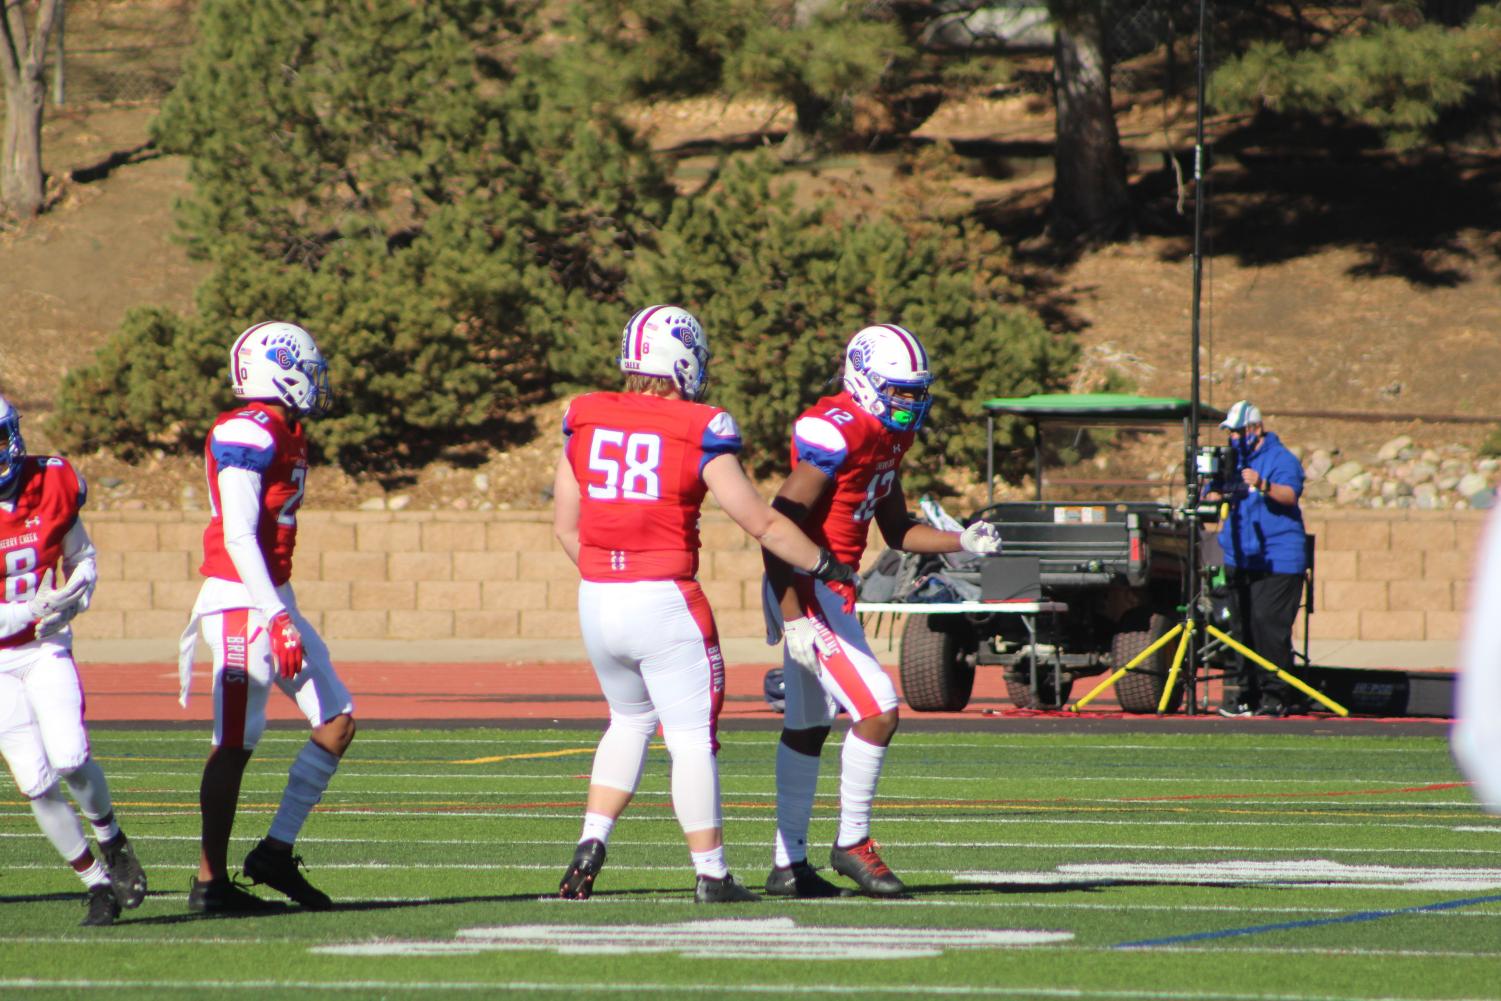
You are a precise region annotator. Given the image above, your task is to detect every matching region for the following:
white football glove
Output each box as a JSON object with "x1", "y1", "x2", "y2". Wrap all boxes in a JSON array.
[
  {"x1": 782, "y1": 616, "x2": 823, "y2": 674},
  {"x1": 959, "y1": 521, "x2": 1002, "y2": 555},
  {"x1": 33, "y1": 564, "x2": 96, "y2": 638}
]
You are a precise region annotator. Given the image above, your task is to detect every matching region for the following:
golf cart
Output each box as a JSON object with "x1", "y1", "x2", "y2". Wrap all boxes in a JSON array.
[{"x1": 862, "y1": 393, "x2": 1226, "y2": 714}]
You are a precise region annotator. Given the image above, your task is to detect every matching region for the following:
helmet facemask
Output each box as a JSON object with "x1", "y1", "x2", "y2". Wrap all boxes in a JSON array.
[
  {"x1": 231, "y1": 322, "x2": 333, "y2": 418},
  {"x1": 842, "y1": 324, "x2": 934, "y2": 432},
  {"x1": 0, "y1": 399, "x2": 24, "y2": 498}
]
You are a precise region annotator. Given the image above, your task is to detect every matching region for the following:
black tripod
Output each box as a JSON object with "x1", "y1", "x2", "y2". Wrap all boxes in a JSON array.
[{"x1": 1071, "y1": 0, "x2": 1346, "y2": 718}]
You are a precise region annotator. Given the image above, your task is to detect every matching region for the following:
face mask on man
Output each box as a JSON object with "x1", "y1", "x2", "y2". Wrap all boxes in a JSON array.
[{"x1": 1232, "y1": 428, "x2": 1261, "y2": 459}]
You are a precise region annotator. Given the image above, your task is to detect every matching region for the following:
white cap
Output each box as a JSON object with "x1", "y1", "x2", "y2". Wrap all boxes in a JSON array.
[{"x1": 1220, "y1": 400, "x2": 1262, "y2": 430}]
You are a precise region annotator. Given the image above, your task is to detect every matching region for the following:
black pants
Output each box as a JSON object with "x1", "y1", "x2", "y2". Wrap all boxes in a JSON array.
[{"x1": 1224, "y1": 569, "x2": 1305, "y2": 707}]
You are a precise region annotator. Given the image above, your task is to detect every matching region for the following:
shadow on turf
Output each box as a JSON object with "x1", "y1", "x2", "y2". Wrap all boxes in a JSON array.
[
  {"x1": 104, "y1": 891, "x2": 566, "y2": 925},
  {"x1": 902, "y1": 880, "x2": 1119, "y2": 896}
]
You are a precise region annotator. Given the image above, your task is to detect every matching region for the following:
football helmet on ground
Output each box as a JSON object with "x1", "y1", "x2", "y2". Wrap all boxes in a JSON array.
[
  {"x1": 842, "y1": 324, "x2": 933, "y2": 432},
  {"x1": 618, "y1": 305, "x2": 710, "y2": 401},
  {"x1": 0, "y1": 395, "x2": 24, "y2": 497},
  {"x1": 230, "y1": 321, "x2": 332, "y2": 418}
]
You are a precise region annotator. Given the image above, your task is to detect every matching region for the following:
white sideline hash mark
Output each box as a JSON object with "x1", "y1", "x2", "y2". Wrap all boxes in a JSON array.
[
  {"x1": 313, "y1": 916, "x2": 1072, "y2": 959},
  {"x1": 954, "y1": 859, "x2": 1501, "y2": 891}
]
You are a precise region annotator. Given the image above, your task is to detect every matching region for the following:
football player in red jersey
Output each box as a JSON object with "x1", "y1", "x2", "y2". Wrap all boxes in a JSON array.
[
  {"x1": 0, "y1": 395, "x2": 147, "y2": 926},
  {"x1": 552, "y1": 305, "x2": 858, "y2": 904},
  {"x1": 177, "y1": 321, "x2": 353, "y2": 914},
  {"x1": 761, "y1": 324, "x2": 1001, "y2": 898}
]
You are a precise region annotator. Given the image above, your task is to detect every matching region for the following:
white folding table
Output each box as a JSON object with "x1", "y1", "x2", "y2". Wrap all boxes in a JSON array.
[{"x1": 855, "y1": 600, "x2": 1070, "y2": 707}]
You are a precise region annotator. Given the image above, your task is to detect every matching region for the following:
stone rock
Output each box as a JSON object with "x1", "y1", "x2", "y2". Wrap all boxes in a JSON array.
[
  {"x1": 1458, "y1": 472, "x2": 1492, "y2": 497},
  {"x1": 388, "y1": 494, "x2": 412, "y2": 511},
  {"x1": 1303, "y1": 481, "x2": 1336, "y2": 502},
  {"x1": 1377, "y1": 435, "x2": 1412, "y2": 462},
  {"x1": 473, "y1": 473, "x2": 491, "y2": 493},
  {"x1": 358, "y1": 496, "x2": 386, "y2": 511},
  {"x1": 1305, "y1": 449, "x2": 1334, "y2": 480},
  {"x1": 1413, "y1": 483, "x2": 1440, "y2": 510},
  {"x1": 1473, "y1": 489, "x2": 1498, "y2": 510},
  {"x1": 1326, "y1": 460, "x2": 1365, "y2": 487},
  {"x1": 1407, "y1": 461, "x2": 1436, "y2": 484}
]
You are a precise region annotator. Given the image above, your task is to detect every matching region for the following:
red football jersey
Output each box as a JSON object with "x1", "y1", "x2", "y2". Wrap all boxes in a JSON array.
[
  {"x1": 199, "y1": 403, "x2": 308, "y2": 586},
  {"x1": 789, "y1": 390, "x2": 915, "y2": 571},
  {"x1": 0, "y1": 456, "x2": 86, "y2": 649},
  {"x1": 564, "y1": 391, "x2": 742, "y2": 582}
]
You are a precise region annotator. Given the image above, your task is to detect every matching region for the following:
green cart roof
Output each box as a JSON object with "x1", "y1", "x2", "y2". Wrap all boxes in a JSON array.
[{"x1": 982, "y1": 393, "x2": 1226, "y2": 423}]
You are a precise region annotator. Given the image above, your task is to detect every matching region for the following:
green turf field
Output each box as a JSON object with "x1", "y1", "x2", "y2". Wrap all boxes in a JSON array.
[{"x1": 4, "y1": 726, "x2": 1500, "y2": 999}]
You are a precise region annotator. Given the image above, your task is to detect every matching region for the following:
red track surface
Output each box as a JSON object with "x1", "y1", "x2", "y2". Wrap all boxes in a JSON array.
[
  {"x1": 78, "y1": 661, "x2": 1442, "y2": 731},
  {"x1": 81, "y1": 658, "x2": 1121, "y2": 724}
]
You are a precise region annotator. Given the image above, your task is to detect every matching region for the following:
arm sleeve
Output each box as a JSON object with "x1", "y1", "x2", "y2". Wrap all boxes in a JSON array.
[
  {"x1": 697, "y1": 410, "x2": 743, "y2": 475},
  {"x1": 0, "y1": 601, "x2": 34, "y2": 640},
  {"x1": 218, "y1": 465, "x2": 286, "y2": 618},
  {"x1": 791, "y1": 416, "x2": 850, "y2": 480}
]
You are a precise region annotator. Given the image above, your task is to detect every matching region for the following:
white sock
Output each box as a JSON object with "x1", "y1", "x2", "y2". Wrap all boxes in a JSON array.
[
  {"x1": 62, "y1": 760, "x2": 119, "y2": 842},
  {"x1": 836, "y1": 733, "x2": 887, "y2": 848},
  {"x1": 267, "y1": 741, "x2": 340, "y2": 845},
  {"x1": 77, "y1": 858, "x2": 110, "y2": 888},
  {"x1": 30, "y1": 785, "x2": 88, "y2": 863},
  {"x1": 773, "y1": 742, "x2": 821, "y2": 867},
  {"x1": 690, "y1": 846, "x2": 729, "y2": 879},
  {"x1": 579, "y1": 812, "x2": 616, "y2": 846}
]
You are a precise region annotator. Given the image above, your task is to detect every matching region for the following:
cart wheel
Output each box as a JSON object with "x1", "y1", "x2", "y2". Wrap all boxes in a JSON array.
[
  {"x1": 898, "y1": 616, "x2": 975, "y2": 712},
  {"x1": 1113, "y1": 614, "x2": 1184, "y2": 714},
  {"x1": 1004, "y1": 663, "x2": 1074, "y2": 710}
]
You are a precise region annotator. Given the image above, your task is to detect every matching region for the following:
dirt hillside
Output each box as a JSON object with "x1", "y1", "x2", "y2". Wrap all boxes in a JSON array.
[{"x1": 4, "y1": 79, "x2": 1500, "y2": 513}]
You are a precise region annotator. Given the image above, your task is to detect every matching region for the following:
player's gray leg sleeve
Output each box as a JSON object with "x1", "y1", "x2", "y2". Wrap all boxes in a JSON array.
[
  {"x1": 267, "y1": 741, "x2": 340, "y2": 845},
  {"x1": 30, "y1": 783, "x2": 88, "y2": 862},
  {"x1": 662, "y1": 724, "x2": 720, "y2": 834},
  {"x1": 774, "y1": 742, "x2": 821, "y2": 866},
  {"x1": 589, "y1": 711, "x2": 653, "y2": 793},
  {"x1": 60, "y1": 758, "x2": 114, "y2": 823}
]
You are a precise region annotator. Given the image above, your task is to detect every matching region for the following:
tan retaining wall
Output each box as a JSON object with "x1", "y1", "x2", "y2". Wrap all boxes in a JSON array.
[{"x1": 72, "y1": 508, "x2": 1488, "y2": 645}]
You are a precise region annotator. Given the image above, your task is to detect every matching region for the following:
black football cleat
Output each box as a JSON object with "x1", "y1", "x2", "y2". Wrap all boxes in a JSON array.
[
  {"x1": 559, "y1": 839, "x2": 607, "y2": 900},
  {"x1": 101, "y1": 833, "x2": 148, "y2": 909},
  {"x1": 829, "y1": 837, "x2": 906, "y2": 897},
  {"x1": 765, "y1": 859, "x2": 844, "y2": 898},
  {"x1": 694, "y1": 872, "x2": 759, "y2": 903},
  {"x1": 242, "y1": 839, "x2": 333, "y2": 910},
  {"x1": 81, "y1": 882, "x2": 120, "y2": 926},
  {"x1": 187, "y1": 875, "x2": 281, "y2": 914}
]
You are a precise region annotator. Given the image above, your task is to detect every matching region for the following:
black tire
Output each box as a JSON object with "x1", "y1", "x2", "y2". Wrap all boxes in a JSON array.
[
  {"x1": 1113, "y1": 613, "x2": 1184, "y2": 714},
  {"x1": 898, "y1": 615, "x2": 975, "y2": 712},
  {"x1": 1004, "y1": 663, "x2": 1074, "y2": 710}
]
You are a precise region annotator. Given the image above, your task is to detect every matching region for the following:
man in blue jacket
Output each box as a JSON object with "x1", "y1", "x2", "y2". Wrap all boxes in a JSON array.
[{"x1": 1205, "y1": 400, "x2": 1308, "y2": 717}]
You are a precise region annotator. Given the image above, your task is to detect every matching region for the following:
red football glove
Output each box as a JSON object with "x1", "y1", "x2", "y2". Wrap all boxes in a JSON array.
[{"x1": 268, "y1": 610, "x2": 304, "y2": 679}]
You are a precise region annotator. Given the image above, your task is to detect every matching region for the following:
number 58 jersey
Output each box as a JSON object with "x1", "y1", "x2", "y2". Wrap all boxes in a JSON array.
[{"x1": 563, "y1": 391, "x2": 742, "y2": 582}]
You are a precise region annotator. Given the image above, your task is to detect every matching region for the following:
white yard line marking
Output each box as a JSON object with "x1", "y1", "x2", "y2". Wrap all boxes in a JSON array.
[
  {"x1": 956, "y1": 860, "x2": 1501, "y2": 892},
  {"x1": 313, "y1": 916, "x2": 1071, "y2": 959}
]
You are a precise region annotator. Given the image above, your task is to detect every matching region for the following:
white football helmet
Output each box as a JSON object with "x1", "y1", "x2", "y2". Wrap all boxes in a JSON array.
[
  {"x1": 843, "y1": 323, "x2": 933, "y2": 432},
  {"x1": 618, "y1": 305, "x2": 710, "y2": 401},
  {"x1": 230, "y1": 321, "x2": 332, "y2": 418},
  {"x1": 0, "y1": 395, "x2": 25, "y2": 497}
]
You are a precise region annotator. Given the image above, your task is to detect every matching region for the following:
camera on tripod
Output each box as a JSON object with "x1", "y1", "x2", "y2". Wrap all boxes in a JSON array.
[{"x1": 1195, "y1": 444, "x2": 1237, "y2": 494}]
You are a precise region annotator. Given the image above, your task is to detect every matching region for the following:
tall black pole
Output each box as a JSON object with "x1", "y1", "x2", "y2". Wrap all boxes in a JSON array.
[{"x1": 1182, "y1": 0, "x2": 1210, "y2": 714}]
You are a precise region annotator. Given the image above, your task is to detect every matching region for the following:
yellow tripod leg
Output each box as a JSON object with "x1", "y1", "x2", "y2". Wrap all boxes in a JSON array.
[
  {"x1": 1156, "y1": 620, "x2": 1195, "y2": 714},
  {"x1": 1070, "y1": 623, "x2": 1183, "y2": 712},
  {"x1": 1203, "y1": 624, "x2": 1349, "y2": 717}
]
